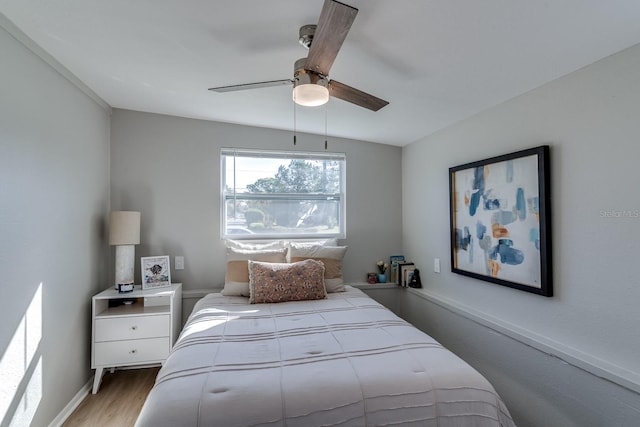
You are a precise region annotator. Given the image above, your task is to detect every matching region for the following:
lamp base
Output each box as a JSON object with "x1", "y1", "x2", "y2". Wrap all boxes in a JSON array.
[{"x1": 115, "y1": 245, "x2": 136, "y2": 290}]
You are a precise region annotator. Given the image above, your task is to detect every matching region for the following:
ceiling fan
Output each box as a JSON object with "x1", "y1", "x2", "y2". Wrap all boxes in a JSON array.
[{"x1": 208, "y1": 0, "x2": 389, "y2": 112}]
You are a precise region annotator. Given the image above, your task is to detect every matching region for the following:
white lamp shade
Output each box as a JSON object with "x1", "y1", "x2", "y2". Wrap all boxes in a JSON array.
[
  {"x1": 293, "y1": 84, "x2": 329, "y2": 107},
  {"x1": 109, "y1": 211, "x2": 141, "y2": 245}
]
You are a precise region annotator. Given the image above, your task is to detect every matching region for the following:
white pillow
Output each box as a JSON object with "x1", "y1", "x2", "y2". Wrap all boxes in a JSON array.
[
  {"x1": 222, "y1": 247, "x2": 288, "y2": 296},
  {"x1": 288, "y1": 243, "x2": 348, "y2": 293},
  {"x1": 224, "y1": 239, "x2": 284, "y2": 250},
  {"x1": 285, "y1": 238, "x2": 338, "y2": 262},
  {"x1": 226, "y1": 238, "x2": 336, "y2": 253},
  {"x1": 287, "y1": 238, "x2": 338, "y2": 247}
]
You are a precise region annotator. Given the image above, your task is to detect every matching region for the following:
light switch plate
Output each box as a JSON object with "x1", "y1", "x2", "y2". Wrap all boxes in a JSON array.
[
  {"x1": 175, "y1": 256, "x2": 184, "y2": 270},
  {"x1": 434, "y1": 258, "x2": 441, "y2": 273}
]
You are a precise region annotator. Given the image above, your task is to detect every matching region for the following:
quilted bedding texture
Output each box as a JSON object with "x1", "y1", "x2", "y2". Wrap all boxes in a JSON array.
[{"x1": 136, "y1": 286, "x2": 515, "y2": 427}]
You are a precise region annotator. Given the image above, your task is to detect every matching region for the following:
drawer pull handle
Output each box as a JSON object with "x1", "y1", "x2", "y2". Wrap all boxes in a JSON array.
[
  {"x1": 130, "y1": 326, "x2": 137, "y2": 331},
  {"x1": 129, "y1": 349, "x2": 137, "y2": 354}
]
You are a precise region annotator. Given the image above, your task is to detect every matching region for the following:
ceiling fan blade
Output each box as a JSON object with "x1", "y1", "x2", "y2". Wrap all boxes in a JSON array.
[
  {"x1": 305, "y1": 0, "x2": 358, "y2": 76},
  {"x1": 209, "y1": 79, "x2": 293, "y2": 93},
  {"x1": 329, "y1": 80, "x2": 389, "y2": 111}
]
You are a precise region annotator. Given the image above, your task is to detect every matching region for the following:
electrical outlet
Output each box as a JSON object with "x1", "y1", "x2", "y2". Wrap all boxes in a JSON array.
[
  {"x1": 434, "y1": 258, "x2": 441, "y2": 273},
  {"x1": 175, "y1": 256, "x2": 185, "y2": 270}
]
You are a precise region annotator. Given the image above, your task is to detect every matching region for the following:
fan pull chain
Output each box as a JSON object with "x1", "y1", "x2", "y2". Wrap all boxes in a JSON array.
[
  {"x1": 293, "y1": 89, "x2": 297, "y2": 146},
  {"x1": 324, "y1": 100, "x2": 328, "y2": 150}
]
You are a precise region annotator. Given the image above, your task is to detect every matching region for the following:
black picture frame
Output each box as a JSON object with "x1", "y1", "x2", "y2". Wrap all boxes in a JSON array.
[{"x1": 449, "y1": 145, "x2": 552, "y2": 296}]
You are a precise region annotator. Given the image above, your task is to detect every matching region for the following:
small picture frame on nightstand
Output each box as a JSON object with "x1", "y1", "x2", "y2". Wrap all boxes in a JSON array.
[{"x1": 141, "y1": 256, "x2": 171, "y2": 289}]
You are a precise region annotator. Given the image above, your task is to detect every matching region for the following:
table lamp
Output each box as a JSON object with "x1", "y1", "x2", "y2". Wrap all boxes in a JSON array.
[{"x1": 109, "y1": 211, "x2": 141, "y2": 291}]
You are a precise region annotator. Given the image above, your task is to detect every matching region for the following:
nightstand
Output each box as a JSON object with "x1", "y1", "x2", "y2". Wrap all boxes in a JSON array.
[{"x1": 91, "y1": 283, "x2": 182, "y2": 393}]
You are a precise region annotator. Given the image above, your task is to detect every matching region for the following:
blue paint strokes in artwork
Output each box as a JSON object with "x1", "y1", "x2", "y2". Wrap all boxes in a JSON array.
[
  {"x1": 529, "y1": 228, "x2": 540, "y2": 250},
  {"x1": 469, "y1": 190, "x2": 482, "y2": 216},
  {"x1": 469, "y1": 231, "x2": 474, "y2": 263},
  {"x1": 527, "y1": 196, "x2": 539, "y2": 215},
  {"x1": 491, "y1": 210, "x2": 517, "y2": 225},
  {"x1": 484, "y1": 198, "x2": 501, "y2": 210},
  {"x1": 506, "y1": 161, "x2": 514, "y2": 183},
  {"x1": 469, "y1": 166, "x2": 485, "y2": 216},
  {"x1": 489, "y1": 239, "x2": 524, "y2": 265},
  {"x1": 476, "y1": 221, "x2": 487, "y2": 240},
  {"x1": 473, "y1": 166, "x2": 485, "y2": 191},
  {"x1": 455, "y1": 227, "x2": 472, "y2": 251},
  {"x1": 516, "y1": 187, "x2": 526, "y2": 220},
  {"x1": 479, "y1": 235, "x2": 493, "y2": 251},
  {"x1": 477, "y1": 220, "x2": 492, "y2": 274},
  {"x1": 483, "y1": 190, "x2": 501, "y2": 210}
]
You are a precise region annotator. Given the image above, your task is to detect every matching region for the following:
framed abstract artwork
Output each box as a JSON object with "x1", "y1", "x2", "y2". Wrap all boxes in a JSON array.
[
  {"x1": 449, "y1": 146, "x2": 552, "y2": 296},
  {"x1": 141, "y1": 256, "x2": 172, "y2": 289}
]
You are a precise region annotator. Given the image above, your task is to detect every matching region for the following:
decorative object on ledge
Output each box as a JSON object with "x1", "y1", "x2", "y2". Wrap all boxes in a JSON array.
[
  {"x1": 398, "y1": 262, "x2": 415, "y2": 288},
  {"x1": 449, "y1": 145, "x2": 552, "y2": 296},
  {"x1": 389, "y1": 255, "x2": 405, "y2": 284},
  {"x1": 408, "y1": 268, "x2": 422, "y2": 288},
  {"x1": 141, "y1": 256, "x2": 172, "y2": 289},
  {"x1": 366, "y1": 273, "x2": 377, "y2": 284},
  {"x1": 109, "y1": 211, "x2": 141, "y2": 291},
  {"x1": 376, "y1": 260, "x2": 389, "y2": 283}
]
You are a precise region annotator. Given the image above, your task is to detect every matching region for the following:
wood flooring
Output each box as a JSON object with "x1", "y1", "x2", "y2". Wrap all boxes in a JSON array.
[{"x1": 63, "y1": 367, "x2": 159, "y2": 427}]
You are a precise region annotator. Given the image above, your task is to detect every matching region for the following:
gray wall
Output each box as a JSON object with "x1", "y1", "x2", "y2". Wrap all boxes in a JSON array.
[
  {"x1": 399, "y1": 289, "x2": 640, "y2": 427},
  {"x1": 110, "y1": 109, "x2": 403, "y2": 291},
  {"x1": 0, "y1": 17, "x2": 110, "y2": 427},
  {"x1": 402, "y1": 43, "x2": 640, "y2": 426}
]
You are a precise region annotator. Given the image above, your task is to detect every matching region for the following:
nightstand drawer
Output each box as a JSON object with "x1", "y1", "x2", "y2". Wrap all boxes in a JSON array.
[
  {"x1": 94, "y1": 337, "x2": 170, "y2": 366},
  {"x1": 95, "y1": 315, "x2": 170, "y2": 342}
]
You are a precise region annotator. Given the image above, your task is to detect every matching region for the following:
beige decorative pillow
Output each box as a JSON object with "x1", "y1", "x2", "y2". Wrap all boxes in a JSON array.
[
  {"x1": 288, "y1": 243, "x2": 348, "y2": 293},
  {"x1": 248, "y1": 259, "x2": 327, "y2": 304},
  {"x1": 222, "y1": 247, "x2": 288, "y2": 296}
]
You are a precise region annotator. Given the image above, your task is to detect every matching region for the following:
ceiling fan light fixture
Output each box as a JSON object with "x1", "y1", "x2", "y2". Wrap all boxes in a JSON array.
[
  {"x1": 293, "y1": 83, "x2": 329, "y2": 106},
  {"x1": 293, "y1": 61, "x2": 329, "y2": 107}
]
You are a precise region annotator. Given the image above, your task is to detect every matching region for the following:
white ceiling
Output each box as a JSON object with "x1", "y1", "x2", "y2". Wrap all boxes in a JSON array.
[{"x1": 3, "y1": 0, "x2": 640, "y2": 146}]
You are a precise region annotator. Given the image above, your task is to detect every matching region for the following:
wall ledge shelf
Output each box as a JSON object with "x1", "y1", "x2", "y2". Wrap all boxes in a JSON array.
[{"x1": 406, "y1": 287, "x2": 640, "y2": 395}]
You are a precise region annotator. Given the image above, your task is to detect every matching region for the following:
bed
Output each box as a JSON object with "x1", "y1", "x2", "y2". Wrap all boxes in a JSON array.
[{"x1": 136, "y1": 285, "x2": 515, "y2": 426}]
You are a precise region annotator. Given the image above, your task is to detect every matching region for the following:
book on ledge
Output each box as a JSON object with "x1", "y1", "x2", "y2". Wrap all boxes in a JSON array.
[{"x1": 397, "y1": 262, "x2": 414, "y2": 287}]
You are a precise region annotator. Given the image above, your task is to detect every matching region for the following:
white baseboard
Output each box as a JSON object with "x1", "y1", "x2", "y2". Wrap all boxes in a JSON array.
[{"x1": 48, "y1": 377, "x2": 92, "y2": 427}]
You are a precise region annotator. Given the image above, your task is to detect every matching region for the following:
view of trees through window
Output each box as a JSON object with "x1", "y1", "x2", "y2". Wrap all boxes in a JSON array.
[{"x1": 222, "y1": 150, "x2": 345, "y2": 239}]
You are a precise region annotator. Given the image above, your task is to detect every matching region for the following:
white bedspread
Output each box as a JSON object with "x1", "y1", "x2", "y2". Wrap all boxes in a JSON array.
[{"x1": 136, "y1": 286, "x2": 515, "y2": 427}]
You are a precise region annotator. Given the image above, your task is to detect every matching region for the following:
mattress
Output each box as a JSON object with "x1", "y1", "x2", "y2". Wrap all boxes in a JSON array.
[{"x1": 136, "y1": 286, "x2": 515, "y2": 427}]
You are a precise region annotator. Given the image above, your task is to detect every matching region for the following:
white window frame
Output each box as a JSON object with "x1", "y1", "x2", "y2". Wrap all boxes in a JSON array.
[{"x1": 221, "y1": 148, "x2": 346, "y2": 240}]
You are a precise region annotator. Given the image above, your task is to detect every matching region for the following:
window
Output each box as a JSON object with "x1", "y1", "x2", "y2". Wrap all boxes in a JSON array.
[{"x1": 221, "y1": 148, "x2": 346, "y2": 240}]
